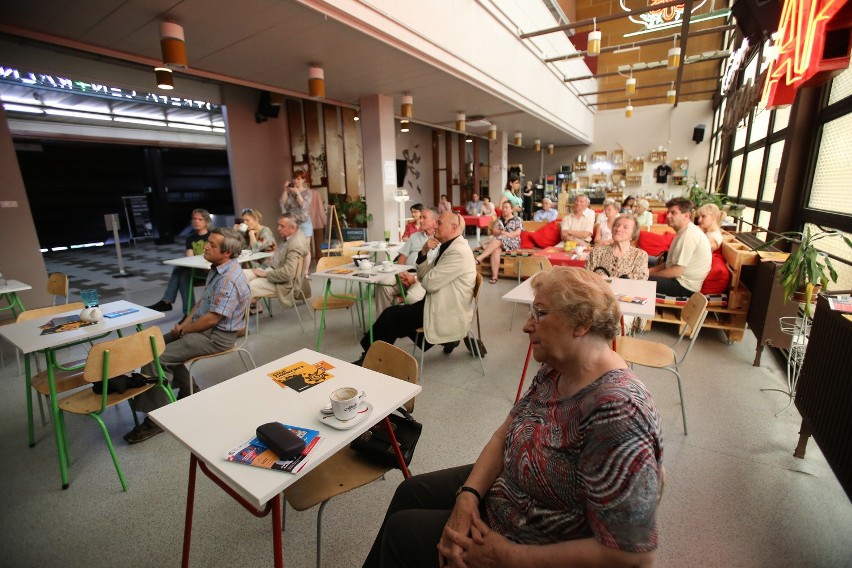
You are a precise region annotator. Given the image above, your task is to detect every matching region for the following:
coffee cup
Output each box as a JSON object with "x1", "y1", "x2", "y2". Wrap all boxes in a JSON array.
[
  {"x1": 359, "y1": 260, "x2": 373, "y2": 270},
  {"x1": 240, "y1": 249, "x2": 252, "y2": 258},
  {"x1": 329, "y1": 387, "x2": 367, "y2": 421},
  {"x1": 352, "y1": 255, "x2": 369, "y2": 267},
  {"x1": 376, "y1": 241, "x2": 387, "y2": 249},
  {"x1": 382, "y1": 260, "x2": 393, "y2": 271},
  {"x1": 238, "y1": 223, "x2": 248, "y2": 233}
]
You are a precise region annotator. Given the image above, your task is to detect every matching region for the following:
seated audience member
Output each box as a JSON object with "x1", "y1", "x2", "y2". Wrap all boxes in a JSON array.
[
  {"x1": 363, "y1": 266, "x2": 663, "y2": 568},
  {"x1": 242, "y1": 213, "x2": 309, "y2": 313},
  {"x1": 351, "y1": 212, "x2": 475, "y2": 363},
  {"x1": 648, "y1": 198, "x2": 712, "y2": 297},
  {"x1": 234, "y1": 207, "x2": 277, "y2": 266},
  {"x1": 465, "y1": 193, "x2": 483, "y2": 216},
  {"x1": 476, "y1": 201, "x2": 522, "y2": 284},
  {"x1": 375, "y1": 207, "x2": 439, "y2": 313},
  {"x1": 533, "y1": 197, "x2": 558, "y2": 222},
  {"x1": 635, "y1": 198, "x2": 654, "y2": 229},
  {"x1": 697, "y1": 203, "x2": 723, "y2": 252},
  {"x1": 480, "y1": 196, "x2": 497, "y2": 218},
  {"x1": 126, "y1": 228, "x2": 251, "y2": 443},
  {"x1": 596, "y1": 197, "x2": 617, "y2": 224},
  {"x1": 560, "y1": 194, "x2": 595, "y2": 244},
  {"x1": 587, "y1": 215, "x2": 648, "y2": 280},
  {"x1": 620, "y1": 195, "x2": 636, "y2": 214},
  {"x1": 594, "y1": 202, "x2": 619, "y2": 245},
  {"x1": 148, "y1": 208, "x2": 211, "y2": 313},
  {"x1": 402, "y1": 203, "x2": 424, "y2": 241},
  {"x1": 438, "y1": 194, "x2": 453, "y2": 214}
]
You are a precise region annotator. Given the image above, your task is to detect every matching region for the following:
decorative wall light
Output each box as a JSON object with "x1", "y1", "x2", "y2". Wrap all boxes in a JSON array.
[
  {"x1": 353, "y1": 113, "x2": 360, "y2": 121},
  {"x1": 513, "y1": 131, "x2": 523, "y2": 146},
  {"x1": 456, "y1": 112, "x2": 466, "y2": 132},
  {"x1": 308, "y1": 65, "x2": 325, "y2": 98},
  {"x1": 401, "y1": 94, "x2": 413, "y2": 118},
  {"x1": 667, "y1": 83, "x2": 676, "y2": 104},
  {"x1": 625, "y1": 75, "x2": 636, "y2": 95},
  {"x1": 400, "y1": 120, "x2": 410, "y2": 132},
  {"x1": 533, "y1": 139, "x2": 541, "y2": 152},
  {"x1": 159, "y1": 20, "x2": 188, "y2": 69},
  {"x1": 668, "y1": 36, "x2": 681, "y2": 70},
  {"x1": 588, "y1": 18, "x2": 601, "y2": 56},
  {"x1": 465, "y1": 135, "x2": 473, "y2": 143},
  {"x1": 154, "y1": 67, "x2": 174, "y2": 90},
  {"x1": 625, "y1": 101, "x2": 634, "y2": 117},
  {"x1": 488, "y1": 124, "x2": 497, "y2": 140},
  {"x1": 547, "y1": 143, "x2": 555, "y2": 155}
]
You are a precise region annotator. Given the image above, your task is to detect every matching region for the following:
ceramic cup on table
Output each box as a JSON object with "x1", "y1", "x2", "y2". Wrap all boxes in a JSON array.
[
  {"x1": 240, "y1": 249, "x2": 252, "y2": 258},
  {"x1": 381, "y1": 260, "x2": 393, "y2": 272},
  {"x1": 329, "y1": 387, "x2": 367, "y2": 421},
  {"x1": 352, "y1": 254, "x2": 369, "y2": 267},
  {"x1": 376, "y1": 241, "x2": 387, "y2": 249}
]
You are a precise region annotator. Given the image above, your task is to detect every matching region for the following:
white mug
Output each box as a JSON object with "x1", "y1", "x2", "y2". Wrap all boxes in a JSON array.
[
  {"x1": 382, "y1": 260, "x2": 393, "y2": 271},
  {"x1": 359, "y1": 260, "x2": 373, "y2": 270},
  {"x1": 329, "y1": 387, "x2": 367, "y2": 421},
  {"x1": 238, "y1": 223, "x2": 248, "y2": 233}
]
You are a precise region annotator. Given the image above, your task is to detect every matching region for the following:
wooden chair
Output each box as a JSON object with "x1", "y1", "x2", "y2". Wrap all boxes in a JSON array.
[
  {"x1": 310, "y1": 256, "x2": 360, "y2": 341},
  {"x1": 282, "y1": 341, "x2": 418, "y2": 568},
  {"x1": 340, "y1": 240, "x2": 366, "y2": 258},
  {"x1": 186, "y1": 302, "x2": 257, "y2": 394},
  {"x1": 412, "y1": 272, "x2": 485, "y2": 378},
  {"x1": 510, "y1": 257, "x2": 553, "y2": 330},
  {"x1": 614, "y1": 292, "x2": 708, "y2": 435},
  {"x1": 47, "y1": 273, "x2": 70, "y2": 305},
  {"x1": 253, "y1": 254, "x2": 307, "y2": 333},
  {"x1": 57, "y1": 327, "x2": 175, "y2": 490}
]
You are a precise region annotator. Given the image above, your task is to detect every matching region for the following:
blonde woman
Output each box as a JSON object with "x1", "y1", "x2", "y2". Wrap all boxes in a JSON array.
[{"x1": 697, "y1": 203, "x2": 723, "y2": 252}]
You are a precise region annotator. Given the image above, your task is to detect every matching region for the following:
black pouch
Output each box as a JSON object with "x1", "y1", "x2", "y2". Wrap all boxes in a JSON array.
[
  {"x1": 92, "y1": 372, "x2": 156, "y2": 394},
  {"x1": 256, "y1": 422, "x2": 306, "y2": 459},
  {"x1": 350, "y1": 408, "x2": 422, "y2": 469}
]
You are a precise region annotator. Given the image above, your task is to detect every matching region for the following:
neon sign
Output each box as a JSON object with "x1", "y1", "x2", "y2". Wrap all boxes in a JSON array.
[
  {"x1": 620, "y1": 0, "x2": 708, "y2": 32},
  {"x1": 761, "y1": 0, "x2": 850, "y2": 108},
  {"x1": 721, "y1": 39, "x2": 751, "y2": 96}
]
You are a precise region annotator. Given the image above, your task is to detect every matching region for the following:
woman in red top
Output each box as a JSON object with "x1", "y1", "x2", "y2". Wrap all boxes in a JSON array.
[{"x1": 402, "y1": 203, "x2": 424, "y2": 241}]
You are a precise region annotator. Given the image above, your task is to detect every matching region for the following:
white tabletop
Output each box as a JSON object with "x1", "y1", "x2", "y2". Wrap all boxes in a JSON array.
[
  {"x1": 502, "y1": 276, "x2": 657, "y2": 318},
  {"x1": 0, "y1": 280, "x2": 32, "y2": 294},
  {"x1": 163, "y1": 252, "x2": 272, "y2": 269},
  {"x1": 313, "y1": 262, "x2": 411, "y2": 284},
  {"x1": 348, "y1": 243, "x2": 403, "y2": 254},
  {"x1": 149, "y1": 348, "x2": 421, "y2": 508},
  {"x1": 0, "y1": 300, "x2": 165, "y2": 354}
]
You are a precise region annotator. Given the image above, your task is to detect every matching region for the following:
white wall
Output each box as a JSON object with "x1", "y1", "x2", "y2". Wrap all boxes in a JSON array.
[{"x1": 396, "y1": 123, "x2": 434, "y2": 207}]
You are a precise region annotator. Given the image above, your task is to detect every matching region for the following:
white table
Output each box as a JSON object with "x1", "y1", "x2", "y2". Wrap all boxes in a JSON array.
[
  {"x1": 347, "y1": 242, "x2": 403, "y2": 261},
  {"x1": 502, "y1": 276, "x2": 658, "y2": 401},
  {"x1": 149, "y1": 348, "x2": 421, "y2": 568},
  {"x1": 164, "y1": 252, "x2": 273, "y2": 314},
  {"x1": 312, "y1": 262, "x2": 411, "y2": 351},
  {"x1": 0, "y1": 300, "x2": 164, "y2": 489},
  {"x1": 0, "y1": 279, "x2": 32, "y2": 318}
]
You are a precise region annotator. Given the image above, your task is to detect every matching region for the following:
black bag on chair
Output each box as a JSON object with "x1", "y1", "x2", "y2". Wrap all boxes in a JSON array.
[{"x1": 350, "y1": 408, "x2": 422, "y2": 469}]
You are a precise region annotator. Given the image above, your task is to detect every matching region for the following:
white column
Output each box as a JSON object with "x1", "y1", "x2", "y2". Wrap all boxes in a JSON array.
[
  {"x1": 488, "y1": 130, "x2": 508, "y2": 199},
  {"x1": 359, "y1": 94, "x2": 398, "y2": 241}
]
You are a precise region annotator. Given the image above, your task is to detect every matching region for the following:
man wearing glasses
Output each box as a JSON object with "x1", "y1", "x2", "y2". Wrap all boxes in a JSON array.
[{"x1": 352, "y1": 211, "x2": 476, "y2": 364}]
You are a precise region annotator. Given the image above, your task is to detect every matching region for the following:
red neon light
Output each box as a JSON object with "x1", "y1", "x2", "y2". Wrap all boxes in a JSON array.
[{"x1": 762, "y1": 0, "x2": 849, "y2": 108}]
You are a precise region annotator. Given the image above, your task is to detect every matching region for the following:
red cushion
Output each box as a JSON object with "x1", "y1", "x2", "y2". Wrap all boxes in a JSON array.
[
  {"x1": 700, "y1": 251, "x2": 731, "y2": 294},
  {"x1": 636, "y1": 231, "x2": 675, "y2": 256},
  {"x1": 656, "y1": 211, "x2": 668, "y2": 223},
  {"x1": 520, "y1": 231, "x2": 536, "y2": 249},
  {"x1": 530, "y1": 221, "x2": 562, "y2": 248}
]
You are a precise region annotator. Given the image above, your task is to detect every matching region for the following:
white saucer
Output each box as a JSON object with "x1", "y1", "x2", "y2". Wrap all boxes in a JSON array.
[
  {"x1": 318, "y1": 402, "x2": 373, "y2": 430},
  {"x1": 379, "y1": 266, "x2": 396, "y2": 273}
]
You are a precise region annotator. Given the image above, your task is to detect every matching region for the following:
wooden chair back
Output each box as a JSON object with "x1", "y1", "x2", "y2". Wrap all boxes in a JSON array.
[
  {"x1": 681, "y1": 292, "x2": 709, "y2": 336},
  {"x1": 516, "y1": 257, "x2": 553, "y2": 281},
  {"x1": 362, "y1": 341, "x2": 418, "y2": 412},
  {"x1": 47, "y1": 273, "x2": 69, "y2": 305},
  {"x1": 83, "y1": 328, "x2": 166, "y2": 382},
  {"x1": 18, "y1": 302, "x2": 85, "y2": 323},
  {"x1": 315, "y1": 255, "x2": 351, "y2": 272}
]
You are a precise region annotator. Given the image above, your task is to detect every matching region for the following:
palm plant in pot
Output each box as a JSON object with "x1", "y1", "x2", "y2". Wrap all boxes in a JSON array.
[{"x1": 759, "y1": 226, "x2": 852, "y2": 316}]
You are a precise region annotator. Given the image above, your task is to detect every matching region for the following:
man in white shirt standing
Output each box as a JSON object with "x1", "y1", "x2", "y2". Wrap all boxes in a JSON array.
[
  {"x1": 649, "y1": 198, "x2": 712, "y2": 297},
  {"x1": 560, "y1": 194, "x2": 595, "y2": 244}
]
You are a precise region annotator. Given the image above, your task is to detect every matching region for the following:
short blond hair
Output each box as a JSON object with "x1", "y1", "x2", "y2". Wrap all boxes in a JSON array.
[
  {"x1": 531, "y1": 267, "x2": 620, "y2": 340},
  {"x1": 697, "y1": 203, "x2": 722, "y2": 223}
]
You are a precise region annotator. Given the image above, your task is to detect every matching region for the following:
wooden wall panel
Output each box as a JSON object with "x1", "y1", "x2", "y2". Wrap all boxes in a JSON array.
[
  {"x1": 323, "y1": 104, "x2": 344, "y2": 196},
  {"x1": 341, "y1": 107, "x2": 362, "y2": 199},
  {"x1": 433, "y1": 129, "x2": 441, "y2": 200},
  {"x1": 303, "y1": 101, "x2": 323, "y2": 186},
  {"x1": 286, "y1": 100, "x2": 306, "y2": 164}
]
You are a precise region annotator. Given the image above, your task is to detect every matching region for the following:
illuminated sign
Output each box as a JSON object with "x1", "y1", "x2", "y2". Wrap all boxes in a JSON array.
[
  {"x1": 620, "y1": 0, "x2": 708, "y2": 32},
  {"x1": 0, "y1": 66, "x2": 219, "y2": 110},
  {"x1": 761, "y1": 0, "x2": 850, "y2": 108}
]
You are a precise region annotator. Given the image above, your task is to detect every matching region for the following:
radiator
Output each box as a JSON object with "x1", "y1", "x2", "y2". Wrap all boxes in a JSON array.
[{"x1": 794, "y1": 293, "x2": 852, "y2": 500}]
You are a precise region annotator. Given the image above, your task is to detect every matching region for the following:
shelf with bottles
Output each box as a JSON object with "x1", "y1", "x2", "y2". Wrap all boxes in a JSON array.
[
  {"x1": 670, "y1": 157, "x2": 689, "y2": 186},
  {"x1": 573, "y1": 161, "x2": 588, "y2": 172},
  {"x1": 625, "y1": 174, "x2": 643, "y2": 187},
  {"x1": 591, "y1": 174, "x2": 608, "y2": 185},
  {"x1": 649, "y1": 150, "x2": 667, "y2": 163},
  {"x1": 627, "y1": 159, "x2": 644, "y2": 173}
]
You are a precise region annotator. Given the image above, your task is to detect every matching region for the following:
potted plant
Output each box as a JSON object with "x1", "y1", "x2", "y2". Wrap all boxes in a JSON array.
[
  {"x1": 331, "y1": 194, "x2": 372, "y2": 228},
  {"x1": 759, "y1": 226, "x2": 852, "y2": 316},
  {"x1": 685, "y1": 177, "x2": 729, "y2": 209}
]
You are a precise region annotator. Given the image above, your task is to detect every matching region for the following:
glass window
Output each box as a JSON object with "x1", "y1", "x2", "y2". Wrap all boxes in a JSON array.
[
  {"x1": 756, "y1": 209, "x2": 771, "y2": 229},
  {"x1": 828, "y1": 66, "x2": 852, "y2": 106},
  {"x1": 741, "y1": 147, "x2": 764, "y2": 200},
  {"x1": 734, "y1": 118, "x2": 748, "y2": 150},
  {"x1": 809, "y1": 113, "x2": 852, "y2": 215},
  {"x1": 804, "y1": 224, "x2": 852, "y2": 289},
  {"x1": 728, "y1": 154, "x2": 744, "y2": 197},
  {"x1": 750, "y1": 107, "x2": 771, "y2": 144},
  {"x1": 762, "y1": 140, "x2": 785, "y2": 203},
  {"x1": 773, "y1": 105, "x2": 791, "y2": 132},
  {"x1": 742, "y1": 205, "x2": 756, "y2": 227}
]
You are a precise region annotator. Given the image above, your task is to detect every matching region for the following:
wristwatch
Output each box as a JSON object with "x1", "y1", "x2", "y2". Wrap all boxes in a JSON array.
[{"x1": 455, "y1": 485, "x2": 482, "y2": 503}]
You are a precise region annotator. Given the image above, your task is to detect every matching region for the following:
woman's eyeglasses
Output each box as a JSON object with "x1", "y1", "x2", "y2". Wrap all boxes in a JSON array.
[{"x1": 528, "y1": 304, "x2": 554, "y2": 323}]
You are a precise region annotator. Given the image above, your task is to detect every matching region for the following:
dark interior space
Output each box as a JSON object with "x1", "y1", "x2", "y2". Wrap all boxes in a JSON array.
[{"x1": 15, "y1": 139, "x2": 233, "y2": 248}]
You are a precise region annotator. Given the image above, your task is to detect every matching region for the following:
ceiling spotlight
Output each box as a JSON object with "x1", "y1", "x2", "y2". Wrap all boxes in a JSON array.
[
  {"x1": 465, "y1": 135, "x2": 473, "y2": 143},
  {"x1": 400, "y1": 119, "x2": 410, "y2": 133},
  {"x1": 155, "y1": 67, "x2": 174, "y2": 90}
]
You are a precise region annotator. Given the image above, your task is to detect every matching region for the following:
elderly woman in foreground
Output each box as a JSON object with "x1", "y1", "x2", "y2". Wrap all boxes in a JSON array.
[{"x1": 363, "y1": 267, "x2": 663, "y2": 568}]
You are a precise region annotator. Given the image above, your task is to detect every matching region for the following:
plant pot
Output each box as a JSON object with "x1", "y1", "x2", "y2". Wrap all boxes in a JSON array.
[{"x1": 791, "y1": 284, "x2": 821, "y2": 305}]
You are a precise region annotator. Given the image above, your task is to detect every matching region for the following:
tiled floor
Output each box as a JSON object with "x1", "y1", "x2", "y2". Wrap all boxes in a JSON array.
[{"x1": 0, "y1": 241, "x2": 850, "y2": 567}]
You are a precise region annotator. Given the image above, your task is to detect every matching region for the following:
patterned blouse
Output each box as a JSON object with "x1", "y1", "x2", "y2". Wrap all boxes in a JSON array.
[
  {"x1": 279, "y1": 188, "x2": 312, "y2": 225},
  {"x1": 485, "y1": 366, "x2": 663, "y2": 552},
  {"x1": 586, "y1": 245, "x2": 649, "y2": 280},
  {"x1": 496, "y1": 215, "x2": 523, "y2": 252}
]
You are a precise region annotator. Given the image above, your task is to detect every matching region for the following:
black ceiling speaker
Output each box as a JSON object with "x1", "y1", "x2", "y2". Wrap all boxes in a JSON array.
[
  {"x1": 255, "y1": 91, "x2": 281, "y2": 124},
  {"x1": 693, "y1": 124, "x2": 706, "y2": 144},
  {"x1": 731, "y1": 0, "x2": 783, "y2": 43}
]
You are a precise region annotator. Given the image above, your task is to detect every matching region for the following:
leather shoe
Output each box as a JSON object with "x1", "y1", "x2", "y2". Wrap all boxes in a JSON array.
[
  {"x1": 442, "y1": 341, "x2": 460, "y2": 354},
  {"x1": 147, "y1": 300, "x2": 173, "y2": 312},
  {"x1": 124, "y1": 417, "x2": 163, "y2": 444}
]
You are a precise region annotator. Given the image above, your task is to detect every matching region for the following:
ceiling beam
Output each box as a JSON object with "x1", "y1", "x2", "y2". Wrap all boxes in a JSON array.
[
  {"x1": 577, "y1": 76, "x2": 719, "y2": 97},
  {"x1": 673, "y1": 0, "x2": 695, "y2": 107},
  {"x1": 589, "y1": 88, "x2": 717, "y2": 106},
  {"x1": 520, "y1": 0, "x2": 687, "y2": 39}
]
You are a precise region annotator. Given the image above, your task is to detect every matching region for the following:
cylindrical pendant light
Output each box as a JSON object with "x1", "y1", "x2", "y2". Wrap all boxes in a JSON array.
[
  {"x1": 533, "y1": 139, "x2": 541, "y2": 152},
  {"x1": 400, "y1": 120, "x2": 410, "y2": 133},
  {"x1": 666, "y1": 82, "x2": 676, "y2": 104},
  {"x1": 668, "y1": 36, "x2": 681, "y2": 70},
  {"x1": 488, "y1": 124, "x2": 497, "y2": 140},
  {"x1": 401, "y1": 94, "x2": 413, "y2": 118},
  {"x1": 456, "y1": 112, "x2": 466, "y2": 132},
  {"x1": 587, "y1": 18, "x2": 601, "y2": 57},
  {"x1": 159, "y1": 20, "x2": 188, "y2": 69},
  {"x1": 155, "y1": 67, "x2": 174, "y2": 90},
  {"x1": 547, "y1": 144, "x2": 555, "y2": 155},
  {"x1": 513, "y1": 131, "x2": 523, "y2": 146},
  {"x1": 625, "y1": 102, "x2": 634, "y2": 118},
  {"x1": 625, "y1": 76, "x2": 636, "y2": 95},
  {"x1": 308, "y1": 65, "x2": 325, "y2": 98}
]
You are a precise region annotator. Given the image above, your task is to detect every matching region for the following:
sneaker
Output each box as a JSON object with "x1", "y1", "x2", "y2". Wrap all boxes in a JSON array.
[
  {"x1": 124, "y1": 417, "x2": 163, "y2": 444},
  {"x1": 442, "y1": 341, "x2": 460, "y2": 354},
  {"x1": 147, "y1": 300, "x2": 173, "y2": 312}
]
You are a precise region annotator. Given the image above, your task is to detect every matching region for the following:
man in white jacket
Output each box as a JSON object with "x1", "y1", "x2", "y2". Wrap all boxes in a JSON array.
[{"x1": 353, "y1": 211, "x2": 476, "y2": 364}]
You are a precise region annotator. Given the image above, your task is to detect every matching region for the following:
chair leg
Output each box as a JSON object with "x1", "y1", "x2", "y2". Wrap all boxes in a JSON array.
[
  {"x1": 316, "y1": 499, "x2": 331, "y2": 568},
  {"x1": 291, "y1": 303, "x2": 305, "y2": 333},
  {"x1": 670, "y1": 367, "x2": 688, "y2": 435},
  {"x1": 469, "y1": 332, "x2": 486, "y2": 375},
  {"x1": 237, "y1": 348, "x2": 258, "y2": 371},
  {"x1": 129, "y1": 402, "x2": 141, "y2": 428},
  {"x1": 88, "y1": 412, "x2": 128, "y2": 491},
  {"x1": 37, "y1": 391, "x2": 48, "y2": 426}
]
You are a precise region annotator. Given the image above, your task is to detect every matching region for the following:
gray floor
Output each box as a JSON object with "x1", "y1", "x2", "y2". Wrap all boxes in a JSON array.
[{"x1": 1, "y1": 240, "x2": 850, "y2": 567}]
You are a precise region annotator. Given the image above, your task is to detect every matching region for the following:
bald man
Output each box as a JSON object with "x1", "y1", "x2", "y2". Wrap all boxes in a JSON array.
[{"x1": 353, "y1": 211, "x2": 477, "y2": 364}]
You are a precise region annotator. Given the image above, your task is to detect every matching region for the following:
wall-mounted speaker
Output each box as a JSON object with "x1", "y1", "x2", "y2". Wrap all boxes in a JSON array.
[
  {"x1": 692, "y1": 124, "x2": 706, "y2": 144},
  {"x1": 255, "y1": 91, "x2": 281, "y2": 124}
]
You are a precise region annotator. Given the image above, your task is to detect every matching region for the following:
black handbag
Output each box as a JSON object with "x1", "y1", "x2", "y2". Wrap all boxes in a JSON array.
[{"x1": 350, "y1": 408, "x2": 422, "y2": 469}]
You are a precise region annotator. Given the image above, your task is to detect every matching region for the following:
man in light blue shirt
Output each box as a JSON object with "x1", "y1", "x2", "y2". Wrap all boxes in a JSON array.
[
  {"x1": 466, "y1": 193, "x2": 483, "y2": 215},
  {"x1": 533, "y1": 197, "x2": 558, "y2": 222}
]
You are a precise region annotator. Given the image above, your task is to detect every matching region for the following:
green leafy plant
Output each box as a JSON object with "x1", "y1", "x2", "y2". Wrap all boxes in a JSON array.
[
  {"x1": 685, "y1": 177, "x2": 730, "y2": 209},
  {"x1": 758, "y1": 226, "x2": 852, "y2": 316},
  {"x1": 331, "y1": 194, "x2": 372, "y2": 228}
]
